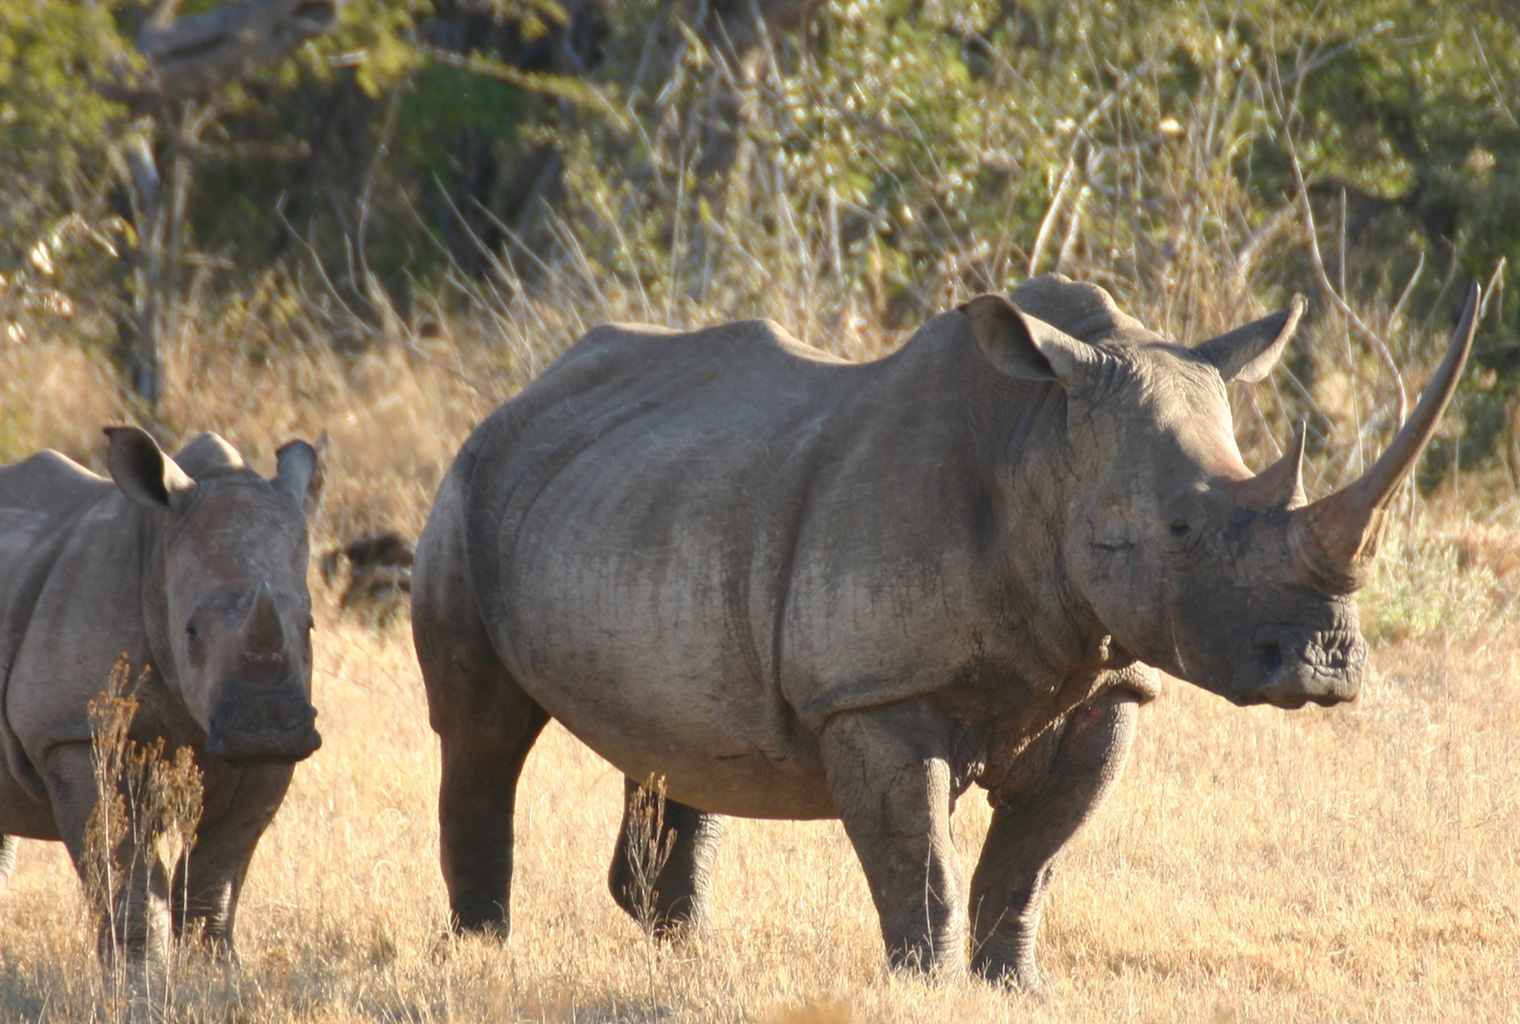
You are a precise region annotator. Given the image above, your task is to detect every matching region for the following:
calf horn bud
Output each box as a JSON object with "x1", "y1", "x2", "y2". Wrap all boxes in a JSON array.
[
  {"x1": 1290, "y1": 284, "x2": 1479, "y2": 594},
  {"x1": 242, "y1": 581, "x2": 287, "y2": 656}
]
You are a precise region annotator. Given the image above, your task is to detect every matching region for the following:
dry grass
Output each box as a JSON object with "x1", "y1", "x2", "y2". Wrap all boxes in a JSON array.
[
  {"x1": 3, "y1": 275, "x2": 1520, "y2": 1021},
  {"x1": 5, "y1": 601, "x2": 1519, "y2": 1022}
]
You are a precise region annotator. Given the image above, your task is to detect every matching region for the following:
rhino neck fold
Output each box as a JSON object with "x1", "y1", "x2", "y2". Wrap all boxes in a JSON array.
[
  {"x1": 138, "y1": 506, "x2": 180, "y2": 699},
  {"x1": 997, "y1": 401, "x2": 1121, "y2": 684},
  {"x1": 913, "y1": 327, "x2": 1119, "y2": 693}
]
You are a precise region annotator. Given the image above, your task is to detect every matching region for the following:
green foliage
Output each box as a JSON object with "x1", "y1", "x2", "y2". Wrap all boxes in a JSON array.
[
  {"x1": 5, "y1": 0, "x2": 1520, "y2": 472},
  {"x1": 533, "y1": 0, "x2": 1520, "y2": 480},
  {"x1": 0, "y1": 3, "x2": 122, "y2": 236},
  {"x1": 1360, "y1": 531, "x2": 1512, "y2": 645}
]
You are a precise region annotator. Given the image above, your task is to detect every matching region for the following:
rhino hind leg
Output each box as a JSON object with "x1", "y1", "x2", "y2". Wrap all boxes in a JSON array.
[
  {"x1": 0, "y1": 835, "x2": 17, "y2": 893},
  {"x1": 822, "y1": 701, "x2": 966, "y2": 978},
  {"x1": 609, "y1": 776, "x2": 724, "y2": 938},
  {"x1": 434, "y1": 686, "x2": 549, "y2": 936},
  {"x1": 414, "y1": 479, "x2": 552, "y2": 936},
  {"x1": 968, "y1": 687, "x2": 1142, "y2": 993},
  {"x1": 420, "y1": 621, "x2": 548, "y2": 934}
]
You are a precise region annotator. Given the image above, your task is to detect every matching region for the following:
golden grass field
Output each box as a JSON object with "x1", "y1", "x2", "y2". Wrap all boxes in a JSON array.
[{"x1": 2, "y1": 297, "x2": 1520, "y2": 1022}]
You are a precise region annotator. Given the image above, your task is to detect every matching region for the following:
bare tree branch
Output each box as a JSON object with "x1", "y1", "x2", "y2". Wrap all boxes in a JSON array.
[{"x1": 100, "y1": 0, "x2": 343, "y2": 110}]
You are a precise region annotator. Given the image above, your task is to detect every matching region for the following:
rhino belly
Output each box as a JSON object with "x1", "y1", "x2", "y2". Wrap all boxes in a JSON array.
[
  {"x1": 493, "y1": 473, "x2": 835, "y2": 818},
  {"x1": 504, "y1": 583, "x2": 835, "y2": 818},
  {"x1": 543, "y1": 703, "x2": 835, "y2": 819}
]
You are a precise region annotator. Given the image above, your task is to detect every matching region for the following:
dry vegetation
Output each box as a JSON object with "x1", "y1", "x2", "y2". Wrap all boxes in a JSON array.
[{"x1": 4, "y1": 265, "x2": 1520, "y2": 1022}]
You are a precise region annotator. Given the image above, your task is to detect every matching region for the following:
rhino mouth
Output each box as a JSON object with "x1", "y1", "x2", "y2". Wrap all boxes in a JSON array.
[
  {"x1": 1230, "y1": 627, "x2": 1364, "y2": 709},
  {"x1": 206, "y1": 698, "x2": 322, "y2": 765}
]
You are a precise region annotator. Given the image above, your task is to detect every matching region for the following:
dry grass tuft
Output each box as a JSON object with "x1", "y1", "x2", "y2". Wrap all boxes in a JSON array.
[{"x1": 78, "y1": 657, "x2": 206, "y2": 1017}]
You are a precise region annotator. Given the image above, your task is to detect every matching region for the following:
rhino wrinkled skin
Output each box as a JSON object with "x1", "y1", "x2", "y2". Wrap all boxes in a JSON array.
[
  {"x1": 413, "y1": 275, "x2": 1476, "y2": 989},
  {"x1": 0, "y1": 428, "x2": 322, "y2": 961}
]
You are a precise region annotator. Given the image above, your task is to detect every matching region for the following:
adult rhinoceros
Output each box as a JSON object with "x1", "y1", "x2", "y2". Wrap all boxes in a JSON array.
[
  {"x1": 413, "y1": 275, "x2": 1476, "y2": 989},
  {"x1": 0, "y1": 427, "x2": 322, "y2": 960}
]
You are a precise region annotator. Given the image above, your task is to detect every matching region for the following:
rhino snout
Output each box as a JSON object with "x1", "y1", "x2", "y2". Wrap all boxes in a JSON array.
[
  {"x1": 1230, "y1": 627, "x2": 1365, "y2": 709},
  {"x1": 206, "y1": 688, "x2": 322, "y2": 765}
]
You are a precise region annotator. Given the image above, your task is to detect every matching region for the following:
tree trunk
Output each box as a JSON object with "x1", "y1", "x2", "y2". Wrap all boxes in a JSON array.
[{"x1": 98, "y1": 0, "x2": 344, "y2": 411}]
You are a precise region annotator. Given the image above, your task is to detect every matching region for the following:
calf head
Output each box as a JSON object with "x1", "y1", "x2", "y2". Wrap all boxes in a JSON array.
[
  {"x1": 966, "y1": 281, "x2": 1477, "y2": 708},
  {"x1": 106, "y1": 427, "x2": 323, "y2": 763}
]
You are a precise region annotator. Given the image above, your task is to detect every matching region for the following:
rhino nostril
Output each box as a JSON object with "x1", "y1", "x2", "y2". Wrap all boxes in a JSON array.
[{"x1": 1257, "y1": 640, "x2": 1284, "y2": 678}]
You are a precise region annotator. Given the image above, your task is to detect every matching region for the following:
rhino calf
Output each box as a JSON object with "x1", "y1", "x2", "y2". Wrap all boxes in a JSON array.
[
  {"x1": 0, "y1": 427, "x2": 322, "y2": 961},
  {"x1": 414, "y1": 276, "x2": 1476, "y2": 989}
]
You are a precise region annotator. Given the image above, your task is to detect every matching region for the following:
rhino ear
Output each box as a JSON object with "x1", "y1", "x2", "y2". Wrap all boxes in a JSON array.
[
  {"x1": 963, "y1": 294, "x2": 1098, "y2": 386},
  {"x1": 1195, "y1": 295, "x2": 1307, "y2": 383},
  {"x1": 274, "y1": 438, "x2": 323, "y2": 518},
  {"x1": 105, "y1": 426, "x2": 196, "y2": 509}
]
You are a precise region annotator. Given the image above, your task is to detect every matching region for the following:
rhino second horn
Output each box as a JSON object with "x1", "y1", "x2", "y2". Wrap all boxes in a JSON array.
[
  {"x1": 242, "y1": 581, "x2": 287, "y2": 656},
  {"x1": 1290, "y1": 283, "x2": 1479, "y2": 593},
  {"x1": 1232, "y1": 421, "x2": 1307, "y2": 512}
]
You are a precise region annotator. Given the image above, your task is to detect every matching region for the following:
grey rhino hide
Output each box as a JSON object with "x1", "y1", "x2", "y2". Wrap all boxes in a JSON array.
[{"x1": 413, "y1": 273, "x2": 1474, "y2": 987}]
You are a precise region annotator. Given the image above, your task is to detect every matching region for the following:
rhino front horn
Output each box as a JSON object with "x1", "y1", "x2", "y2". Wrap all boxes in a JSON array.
[
  {"x1": 1290, "y1": 283, "x2": 1479, "y2": 593},
  {"x1": 242, "y1": 581, "x2": 287, "y2": 654}
]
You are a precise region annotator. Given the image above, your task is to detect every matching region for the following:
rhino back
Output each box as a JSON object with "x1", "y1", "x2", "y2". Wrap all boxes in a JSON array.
[
  {"x1": 0, "y1": 451, "x2": 111, "y2": 609},
  {"x1": 461, "y1": 315, "x2": 1044, "y2": 815},
  {"x1": 0, "y1": 452, "x2": 126, "y2": 827}
]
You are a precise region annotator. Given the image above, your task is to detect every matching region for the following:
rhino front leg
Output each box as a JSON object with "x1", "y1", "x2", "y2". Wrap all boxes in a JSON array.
[
  {"x1": 0, "y1": 835, "x2": 17, "y2": 893},
  {"x1": 170, "y1": 764, "x2": 294, "y2": 951},
  {"x1": 822, "y1": 701, "x2": 965, "y2": 977},
  {"x1": 609, "y1": 775, "x2": 724, "y2": 938},
  {"x1": 44, "y1": 743, "x2": 173, "y2": 965},
  {"x1": 969, "y1": 687, "x2": 1141, "y2": 993}
]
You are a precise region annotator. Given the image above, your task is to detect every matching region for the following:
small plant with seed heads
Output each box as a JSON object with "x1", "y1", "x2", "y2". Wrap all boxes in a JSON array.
[{"x1": 82, "y1": 654, "x2": 205, "y2": 1015}]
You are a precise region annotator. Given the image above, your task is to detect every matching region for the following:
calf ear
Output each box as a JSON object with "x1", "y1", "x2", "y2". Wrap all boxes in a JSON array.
[
  {"x1": 962, "y1": 294, "x2": 1098, "y2": 385},
  {"x1": 105, "y1": 426, "x2": 196, "y2": 509},
  {"x1": 1195, "y1": 295, "x2": 1307, "y2": 383},
  {"x1": 274, "y1": 439, "x2": 322, "y2": 518}
]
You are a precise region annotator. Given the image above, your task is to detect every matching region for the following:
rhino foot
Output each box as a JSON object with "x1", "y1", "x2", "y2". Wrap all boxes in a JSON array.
[
  {"x1": 974, "y1": 957, "x2": 1055, "y2": 1000},
  {"x1": 609, "y1": 777, "x2": 724, "y2": 940}
]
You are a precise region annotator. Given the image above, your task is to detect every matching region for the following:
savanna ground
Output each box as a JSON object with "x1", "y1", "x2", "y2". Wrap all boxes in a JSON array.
[{"x1": 3, "y1": 278, "x2": 1520, "y2": 1023}]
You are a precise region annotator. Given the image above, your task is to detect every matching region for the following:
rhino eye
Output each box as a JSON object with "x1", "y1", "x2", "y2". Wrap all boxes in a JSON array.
[
  {"x1": 186, "y1": 623, "x2": 198, "y2": 642},
  {"x1": 1168, "y1": 519, "x2": 1191, "y2": 537}
]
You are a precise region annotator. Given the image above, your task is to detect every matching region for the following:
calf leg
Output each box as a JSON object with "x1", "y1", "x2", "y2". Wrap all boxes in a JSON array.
[
  {"x1": 170, "y1": 763, "x2": 294, "y2": 952},
  {"x1": 608, "y1": 776, "x2": 724, "y2": 938},
  {"x1": 44, "y1": 743, "x2": 173, "y2": 966},
  {"x1": 969, "y1": 688, "x2": 1141, "y2": 993},
  {"x1": 0, "y1": 835, "x2": 17, "y2": 894},
  {"x1": 822, "y1": 702, "x2": 965, "y2": 977}
]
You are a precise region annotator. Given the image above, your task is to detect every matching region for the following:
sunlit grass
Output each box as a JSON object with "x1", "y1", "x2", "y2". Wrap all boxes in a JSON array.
[{"x1": 6, "y1": 602, "x2": 1519, "y2": 1022}]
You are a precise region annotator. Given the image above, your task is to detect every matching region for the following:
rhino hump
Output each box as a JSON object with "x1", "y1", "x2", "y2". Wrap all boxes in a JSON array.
[{"x1": 1010, "y1": 273, "x2": 1163, "y2": 344}]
